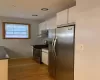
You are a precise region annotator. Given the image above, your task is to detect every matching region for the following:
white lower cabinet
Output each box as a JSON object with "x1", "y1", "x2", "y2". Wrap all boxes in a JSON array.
[
  {"x1": 0, "y1": 59, "x2": 8, "y2": 80},
  {"x1": 42, "y1": 49, "x2": 48, "y2": 65}
]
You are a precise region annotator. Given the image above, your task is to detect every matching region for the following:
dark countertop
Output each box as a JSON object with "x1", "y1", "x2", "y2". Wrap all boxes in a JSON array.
[
  {"x1": 0, "y1": 46, "x2": 9, "y2": 60},
  {"x1": 31, "y1": 44, "x2": 48, "y2": 49}
]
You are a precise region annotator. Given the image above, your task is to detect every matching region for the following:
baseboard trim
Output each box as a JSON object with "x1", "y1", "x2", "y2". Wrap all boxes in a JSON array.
[{"x1": 9, "y1": 57, "x2": 33, "y2": 60}]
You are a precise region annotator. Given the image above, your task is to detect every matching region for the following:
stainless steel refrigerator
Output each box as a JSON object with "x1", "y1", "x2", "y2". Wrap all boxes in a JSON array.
[{"x1": 48, "y1": 24, "x2": 75, "y2": 80}]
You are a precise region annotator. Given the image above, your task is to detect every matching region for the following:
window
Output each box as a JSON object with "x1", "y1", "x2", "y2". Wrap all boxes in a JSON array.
[{"x1": 2, "y1": 22, "x2": 31, "y2": 39}]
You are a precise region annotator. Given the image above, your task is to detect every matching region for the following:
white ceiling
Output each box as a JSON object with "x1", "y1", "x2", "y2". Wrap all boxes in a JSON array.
[{"x1": 0, "y1": 0, "x2": 76, "y2": 21}]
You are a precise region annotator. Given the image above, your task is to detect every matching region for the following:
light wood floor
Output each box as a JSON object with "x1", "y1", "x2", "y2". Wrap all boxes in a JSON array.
[{"x1": 8, "y1": 58, "x2": 54, "y2": 80}]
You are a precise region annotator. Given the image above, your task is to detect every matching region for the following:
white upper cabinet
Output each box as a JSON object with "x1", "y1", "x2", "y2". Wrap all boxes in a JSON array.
[
  {"x1": 39, "y1": 17, "x2": 56, "y2": 34},
  {"x1": 39, "y1": 21, "x2": 46, "y2": 34},
  {"x1": 68, "y1": 6, "x2": 76, "y2": 23},
  {"x1": 39, "y1": 6, "x2": 76, "y2": 34},
  {"x1": 56, "y1": 9, "x2": 68, "y2": 26},
  {"x1": 46, "y1": 17, "x2": 57, "y2": 29}
]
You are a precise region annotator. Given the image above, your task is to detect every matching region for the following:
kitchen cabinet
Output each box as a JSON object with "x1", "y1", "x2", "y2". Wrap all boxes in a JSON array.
[
  {"x1": 46, "y1": 17, "x2": 57, "y2": 29},
  {"x1": 42, "y1": 49, "x2": 48, "y2": 65},
  {"x1": 39, "y1": 17, "x2": 56, "y2": 34},
  {"x1": 56, "y1": 9, "x2": 68, "y2": 26},
  {"x1": 68, "y1": 6, "x2": 76, "y2": 23},
  {"x1": 0, "y1": 59, "x2": 8, "y2": 80},
  {"x1": 39, "y1": 21, "x2": 47, "y2": 34}
]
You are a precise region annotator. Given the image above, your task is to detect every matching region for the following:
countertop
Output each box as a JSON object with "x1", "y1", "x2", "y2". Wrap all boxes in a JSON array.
[{"x1": 0, "y1": 46, "x2": 9, "y2": 60}]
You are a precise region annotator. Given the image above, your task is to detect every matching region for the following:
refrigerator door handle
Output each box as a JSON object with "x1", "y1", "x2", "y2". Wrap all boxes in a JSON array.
[
  {"x1": 53, "y1": 37, "x2": 57, "y2": 56},
  {"x1": 52, "y1": 38, "x2": 55, "y2": 48}
]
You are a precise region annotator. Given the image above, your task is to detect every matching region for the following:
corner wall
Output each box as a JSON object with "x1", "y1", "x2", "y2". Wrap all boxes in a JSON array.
[{"x1": 75, "y1": 0, "x2": 100, "y2": 80}]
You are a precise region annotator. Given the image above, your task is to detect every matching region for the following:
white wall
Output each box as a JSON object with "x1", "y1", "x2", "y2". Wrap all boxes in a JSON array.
[
  {"x1": 75, "y1": 0, "x2": 100, "y2": 80},
  {"x1": 0, "y1": 16, "x2": 39, "y2": 58}
]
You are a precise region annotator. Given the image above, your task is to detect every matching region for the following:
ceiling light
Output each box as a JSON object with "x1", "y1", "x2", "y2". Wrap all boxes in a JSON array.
[
  {"x1": 41, "y1": 8, "x2": 49, "y2": 11},
  {"x1": 32, "y1": 15, "x2": 38, "y2": 16}
]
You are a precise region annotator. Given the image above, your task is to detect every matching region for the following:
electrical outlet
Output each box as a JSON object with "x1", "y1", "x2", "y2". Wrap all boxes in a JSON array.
[
  {"x1": 80, "y1": 44, "x2": 84, "y2": 51},
  {"x1": 76, "y1": 44, "x2": 84, "y2": 51}
]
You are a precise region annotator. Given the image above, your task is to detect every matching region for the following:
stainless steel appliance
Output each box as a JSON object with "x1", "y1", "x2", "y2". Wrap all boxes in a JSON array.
[
  {"x1": 32, "y1": 30, "x2": 48, "y2": 64},
  {"x1": 48, "y1": 24, "x2": 75, "y2": 80},
  {"x1": 33, "y1": 48, "x2": 42, "y2": 63}
]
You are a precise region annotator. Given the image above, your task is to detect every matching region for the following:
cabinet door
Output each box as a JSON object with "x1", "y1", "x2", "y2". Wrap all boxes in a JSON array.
[
  {"x1": 39, "y1": 23, "x2": 42, "y2": 34},
  {"x1": 39, "y1": 22, "x2": 46, "y2": 34},
  {"x1": 68, "y1": 6, "x2": 76, "y2": 23},
  {"x1": 0, "y1": 60, "x2": 8, "y2": 80},
  {"x1": 56, "y1": 9, "x2": 68, "y2": 26},
  {"x1": 46, "y1": 17, "x2": 57, "y2": 29},
  {"x1": 42, "y1": 51, "x2": 48, "y2": 65}
]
